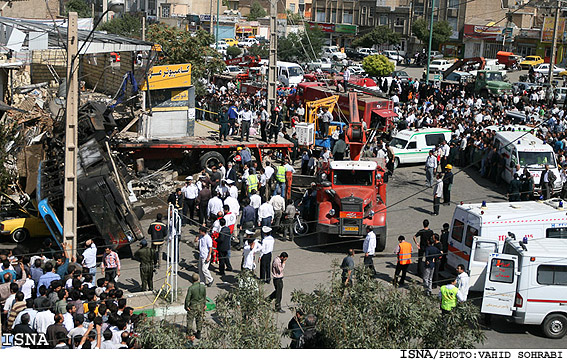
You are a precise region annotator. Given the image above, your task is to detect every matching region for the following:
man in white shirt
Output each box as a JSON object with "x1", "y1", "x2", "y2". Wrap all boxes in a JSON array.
[
  {"x1": 21, "y1": 272, "x2": 35, "y2": 300},
  {"x1": 82, "y1": 239, "x2": 97, "y2": 278},
  {"x1": 259, "y1": 226, "x2": 275, "y2": 283},
  {"x1": 33, "y1": 300, "x2": 55, "y2": 334},
  {"x1": 456, "y1": 264, "x2": 470, "y2": 302},
  {"x1": 182, "y1": 176, "x2": 199, "y2": 222},
  {"x1": 242, "y1": 232, "x2": 261, "y2": 271},
  {"x1": 207, "y1": 192, "x2": 224, "y2": 222},
  {"x1": 249, "y1": 189, "x2": 262, "y2": 220},
  {"x1": 226, "y1": 179, "x2": 238, "y2": 199},
  {"x1": 195, "y1": 227, "x2": 214, "y2": 286},
  {"x1": 440, "y1": 140, "x2": 450, "y2": 169},
  {"x1": 258, "y1": 200, "x2": 274, "y2": 238},
  {"x1": 362, "y1": 226, "x2": 376, "y2": 275},
  {"x1": 269, "y1": 194, "x2": 285, "y2": 235},
  {"x1": 425, "y1": 150, "x2": 437, "y2": 187},
  {"x1": 240, "y1": 105, "x2": 254, "y2": 142},
  {"x1": 433, "y1": 173, "x2": 443, "y2": 216}
]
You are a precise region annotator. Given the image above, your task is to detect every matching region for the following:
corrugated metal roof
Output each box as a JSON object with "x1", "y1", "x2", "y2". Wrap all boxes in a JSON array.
[{"x1": 0, "y1": 16, "x2": 153, "y2": 54}]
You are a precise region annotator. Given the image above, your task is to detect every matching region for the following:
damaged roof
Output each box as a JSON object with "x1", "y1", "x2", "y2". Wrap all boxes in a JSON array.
[{"x1": 0, "y1": 16, "x2": 153, "y2": 54}]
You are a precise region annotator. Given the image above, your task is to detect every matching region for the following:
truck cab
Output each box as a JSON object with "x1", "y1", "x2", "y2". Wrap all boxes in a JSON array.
[
  {"x1": 474, "y1": 70, "x2": 512, "y2": 98},
  {"x1": 316, "y1": 160, "x2": 387, "y2": 251}
]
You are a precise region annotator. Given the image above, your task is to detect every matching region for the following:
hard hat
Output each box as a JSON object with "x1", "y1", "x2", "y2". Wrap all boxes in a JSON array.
[
  {"x1": 445, "y1": 164, "x2": 453, "y2": 170},
  {"x1": 234, "y1": 155, "x2": 242, "y2": 162},
  {"x1": 237, "y1": 147, "x2": 243, "y2": 151}
]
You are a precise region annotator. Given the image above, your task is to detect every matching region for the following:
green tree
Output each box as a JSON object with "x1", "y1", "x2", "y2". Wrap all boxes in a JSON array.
[
  {"x1": 199, "y1": 274, "x2": 281, "y2": 348},
  {"x1": 248, "y1": 44, "x2": 269, "y2": 58},
  {"x1": 278, "y1": 26, "x2": 323, "y2": 62},
  {"x1": 98, "y1": 13, "x2": 142, "y2": 39},
  {"x1": 133, "y1": 316, "x2": 191, "y2": 349},
  {"x1": 64, "y1": 0, "x2": 92, "y2": 18},
  {"x1": 352, "y1": 26, "x2": 400, "y2": 49},
  {"x1": 291, "y1": 265, "x2": 485, "y2": 349},
  {"x1": 227, "y1": 46, "x2": 242, "y2": 58},
  {"x1": 247, "y1": 0, "x2": 267, "y2": 20},
  {"x1": 412, "y1": 19, "x2": 453, "y2": 50},
  {"x1": 286, "y1": 10, "x2": 303, "y2": 24},
  {"x1": 362, "y1": 55, "x2": 395, "y2": 77},
  {"x1": 146, "y1": 24, "x2": 225, "y2": 95}
]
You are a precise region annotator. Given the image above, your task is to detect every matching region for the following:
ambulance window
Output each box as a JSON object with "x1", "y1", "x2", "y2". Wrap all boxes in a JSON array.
[
  {"x1": 473, "y1": 241, "x2": 497, "y2": 263},
  {"x1": 425, "y1": 134, "x2": 444, "y2": 146},
  {"x1": 407, "y1": 141, "x2": 417, "y2": 149},
  {"x1": 451, "y1": 220, "x2": 464, "y2": 243},
  {"x1": 489, "y1": 258, "x2": 515, "y2": 284},
  {"x1": 546, "y1": 227, "x2": 567, "y2": 239},
  {"x1": 537, "y1": 265, "x2": 567, "y2": 286},
  {"x1": 464, "y1": 225, "x2": 479, "y2": 248}
]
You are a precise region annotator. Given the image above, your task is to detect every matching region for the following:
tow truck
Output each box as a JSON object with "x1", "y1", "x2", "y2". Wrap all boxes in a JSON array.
[
  {"x1": 442, "y1": 57, "x2": 512, "y2": 97},
  {"x1": 314, "y1": 93, "x2": 388, "y2": 250}
]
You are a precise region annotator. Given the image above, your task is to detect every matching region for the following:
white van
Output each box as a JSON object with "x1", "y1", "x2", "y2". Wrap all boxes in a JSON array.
[
  {"x1": 277, "y1": 61, "x2": 304, "y2": 87},
  {"x1": 389, "y1": 128, "x2": 452, "y2": 168},
  {"x1": 322, "y1": 46, "x2": 346, "y2": 60},
  {"x1": 481, "y1": 236, "x2": 567, "y2": 339},
  {"x1": 490, "y1": 129, "x2": 562, "y2": 193},
  {"x1": 447, "y1": 199, "x2": 567, "y2": 291}
]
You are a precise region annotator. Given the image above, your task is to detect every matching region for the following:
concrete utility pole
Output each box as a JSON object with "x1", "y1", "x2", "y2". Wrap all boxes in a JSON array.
[
  {"x1": 425, "y1": 0, "x2": 435, "y2": 85},
  {"x1": 141, "y1": 14, "x2": 146, "y2": 41},
  {"x1": 547, "y1": 0, "x2": 561, "y2": 103},
  {"x1": 209, "y1": 0, "x2": 214, "y2": 34},
  {"x1": 64, "y1": 12, "x2": 79, "y2": 260},
  {"x1": 267, "y1": 0, "x2": 277, "y2": 113}
]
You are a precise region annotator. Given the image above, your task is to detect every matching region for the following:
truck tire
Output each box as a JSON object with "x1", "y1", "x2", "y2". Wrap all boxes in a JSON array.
[
  {"x1": 542, "y1": 314, "x2": 567, "y2": 339},
  {"x1": 200, "y1": 151, "x2": 225, "y2": 171}
]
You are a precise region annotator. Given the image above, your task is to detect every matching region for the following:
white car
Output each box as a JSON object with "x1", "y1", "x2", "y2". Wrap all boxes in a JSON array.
[
  {"x1": 430, "y1": 51, "x2": 444, "y2": 59},
  {"x1": 428, "y1": 59, "x2": 453, "y2": 72},
  {"x1": 223, "y1": 66, "x2": 244, "y2": 76},
  {"x1": 238, "y1": 38, "x2": 259, "y2": 48},
  {"x1": 533, "y1": 63, "x2": 565, "y2": 75},
  {"x1": 382, "y1": 50, "x2": 404, "y2": 62},
  {"x1": 358, "y1": 48, "x2": 378, "y2": 57},
  {"x1": 347, "y1": 65, "x2": 366, "y2": 76},
  {"x1": 322, "y1": 46, "x2": 347, "y2": 60}
]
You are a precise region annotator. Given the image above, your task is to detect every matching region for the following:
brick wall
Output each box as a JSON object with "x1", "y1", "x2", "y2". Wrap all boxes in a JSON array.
[
  {"x1": 0, "y1": 0, "x2": 59, "y2": 19},
  {"x1": 30, "y1": 50, "x2": 66, "y2": 84}
]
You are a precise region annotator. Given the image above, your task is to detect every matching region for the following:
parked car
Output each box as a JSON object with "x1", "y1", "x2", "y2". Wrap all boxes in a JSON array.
[
  {"x1": 358, "y1": 48, "x2": 378, "y2": 57},
  {"x1": 391, "y1": 70, "x2": 410, "y2": 82},
  {"x1": 348, "y1": 65, "x2": 366, "y2": 76},
  {"x1": 428, "y1": 59, "x2": 453, "y2": 72},
  {"x1": 382, "y1": 50, "x2": 404, "y2": 62},
  {"x1": 322, "y1": 45, "x2": 347, "y2": 60},
  {"x1": 238, "y1": 38, "x2": 259, "y2": 48},
  {"x1": 0, "y1": 196, "x2": 51, "y2": 243},
  {"x1": 555, "y1": 87, "x2": 567, "y2": 102},
  {"x1": 223, "y1": 38, "x2": 239, "y2": 47},
  {"x1": 512, "y1": 81, "x2": 539, "y2": 93},
  {"x1": 520, "y1": 55, "x2": 544, "y2": 69},
  {"x1": 558, "y1": 69, "x2": 567, "y2": 80},
  {"x1": 429, "y1": 51, "x2": 444, "y2": 59},
  {"x1": 345, "y1": 48, "x2": 364, "y2": 60},
  {"x1": 306, "y1": 58, "x2": 333, "y2": 71},
  {"x1": 533, "y1": 63, "x2": 565, "y2": 75}
]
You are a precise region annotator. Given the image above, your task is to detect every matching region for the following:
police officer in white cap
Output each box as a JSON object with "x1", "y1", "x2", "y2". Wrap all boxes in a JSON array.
[
  {"x1": 225, "y1": 178, "x2": 238, "y2": 199},
  {"x1": 242, "y1": 230, "x2": 260, "y2": 272},
  {"x1": 182, "y1": 176, "x2": 199, "y2": 222},
  {"x1": 260, "y1": 226, "x2": 274, "y2": 283}
]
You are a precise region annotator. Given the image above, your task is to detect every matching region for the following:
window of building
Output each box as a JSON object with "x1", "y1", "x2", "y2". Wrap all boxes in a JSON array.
[
  {"x1": 448, "y1": 0, "x2": 459, "y2": 8},
  {"x1": 343, "y1": 9, "x2": 353, "y2": 24},
  {"x1": 360, "y1": 7, "x2": 367, "y2": 26},
  {"x1": 331, "y1": 10, "x2": 337, "y2": 23},
  {"x1": 161, "y1": 5, "x2": 170, "y2": 18},
  {"x1": 414, "y1": 4, "x2": 424, "y2": 14},
  {"x1": 316, "y1": 9, "x2": 325, "y2": 22},
  {"x1": 289, "y1": 3, "x2": 295, "y2": 12},
  {"x1": 394, "y1": 17, "x2": 404, "y2": 27},
  {"x1": 448, "y1": 17, "x2": 458, "y2": 33},
  {"x1": 537, "y1": 265, "x2": 567, "y2": 285},
  {"x1": 378, "y1": 14, "x2": 388, "y2": 25}
]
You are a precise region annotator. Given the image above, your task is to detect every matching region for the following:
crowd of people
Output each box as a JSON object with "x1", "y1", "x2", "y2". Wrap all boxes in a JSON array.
[{"x1": 0, "y1": 241, "x2": 143, "y2": 349}]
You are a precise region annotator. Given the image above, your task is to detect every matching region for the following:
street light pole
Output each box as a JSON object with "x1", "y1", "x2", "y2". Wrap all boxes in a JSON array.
[
  {"x1": 425, "y1": 0, "x2": 435, "y2": 85},
  {"x1": 547, "y1": 0, "x2": 561, "y2": 103},
  {"x1": 215, "y1": 0, "x2": 220, "y2": 50}
]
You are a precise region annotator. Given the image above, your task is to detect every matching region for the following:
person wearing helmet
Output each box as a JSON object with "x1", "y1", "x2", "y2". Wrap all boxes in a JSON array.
[{"x1": 443, "y1": 164, "x2": 453, "y2": 205}]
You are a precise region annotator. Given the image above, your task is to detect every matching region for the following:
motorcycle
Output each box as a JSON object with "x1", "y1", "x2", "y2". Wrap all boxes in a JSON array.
[{"x1": 293, "y1": 212, "x2": 308, "y2": 236}]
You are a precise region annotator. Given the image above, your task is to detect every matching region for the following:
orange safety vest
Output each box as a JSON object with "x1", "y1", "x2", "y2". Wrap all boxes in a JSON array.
[{"x1": 398, "y1": 241, "x2": 412, "y2": 265}]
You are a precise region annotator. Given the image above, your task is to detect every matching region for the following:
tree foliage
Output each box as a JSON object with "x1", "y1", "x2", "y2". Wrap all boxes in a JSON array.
[
  {"x1": 146, "y1": 24, "x2": 225, "y2": 95},
  {"x1": 278, "y1": 27, "x2": 324, "y2": 62},
  {"x1": 98, "y1": 13, "x2": 142, "y2": 39},
  {"x1": 64, "y1": 0, "x2": 92, "y2": 18},
  {"x1": 291, "y1": 265, "x2": 485, "y2": 349},
  {"x1": 227, "y1": 45, "x2": 242, "y2": 58},
  {"x1": 247, "y1": 44, "x2": 269, "y2": 58},
  {"x1": 133, "y1": 316, "x2": 191, "y2": 349},
  {"x1": 199, "y1": 274, "x2": 281, "y2": 349},
  {"x1": 411, "y1": 19, "x2": 453, "y2": 50},
  {"x1": 352, "y1": 26, "x2": 400, "y2": 49},
  {"x1": 362, "y1": 55, "x2": 395, "y2": 77},
  {"x1": 247, "y1": 0, "x2": 267, "y2": 20}
]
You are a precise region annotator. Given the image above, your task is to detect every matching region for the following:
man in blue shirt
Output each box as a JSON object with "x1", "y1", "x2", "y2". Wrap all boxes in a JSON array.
[
  {"x1": 55, "y1": 252, "x2": 69, "y2": 279},
  {"x1": 37, "y1": 262, "x2": 61, "y2": 297},
  {"x1": 0, "y1": 260, "x2": 16, "y2": 282},
  {"x1": 227, "y1": 104, "x2": 239, "y2": 136}
]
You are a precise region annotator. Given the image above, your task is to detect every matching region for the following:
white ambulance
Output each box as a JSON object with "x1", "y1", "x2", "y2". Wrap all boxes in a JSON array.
[
  {"x1": 489, "y1": 128, "x2": 562, "y2": 193},
  {"x1": 481, "y1": 236, "x2": 567, "y2": 339},
  {"x1": 447, "y1": 199, "x2": 567, "y2": 291},
  {"x1": 389, "y1": 128, "x2": 452, "y2": 168}
]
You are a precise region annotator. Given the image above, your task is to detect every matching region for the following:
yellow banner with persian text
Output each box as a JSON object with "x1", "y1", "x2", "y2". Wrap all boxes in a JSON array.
[{"x1": 142, "y1": 63, "x2": 192, "y2": 90}]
